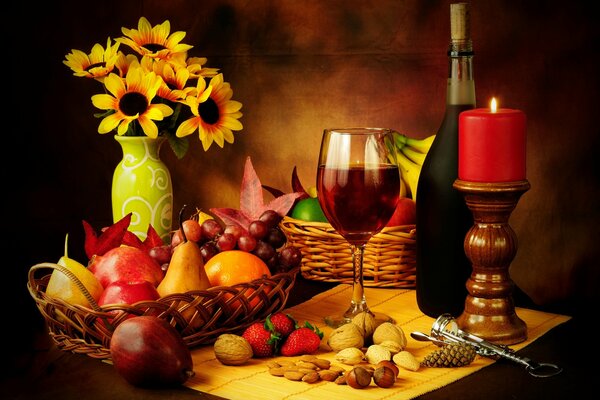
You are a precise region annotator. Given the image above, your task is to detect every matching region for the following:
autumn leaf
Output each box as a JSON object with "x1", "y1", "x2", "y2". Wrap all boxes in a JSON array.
[
  {"x1": 210, "y1": 156, "x2": 304, "y2": 229},
  {"x1": 291, "y1": 166, "x2": 310, "y2": 196},
  {"x1": 263, "y1": 166, "x2": 309, "y2": 203},
  {"x1": 83, "y1": 213, "x2": 132, "y2": 259},
  {"x1": 83, "y1": 214, "x2": 165, "y2": 259}
]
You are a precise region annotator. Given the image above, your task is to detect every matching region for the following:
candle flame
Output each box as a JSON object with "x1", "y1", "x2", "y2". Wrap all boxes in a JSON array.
[{"x1": 490, "y1": 98, "x2": 498, "y2": 112}]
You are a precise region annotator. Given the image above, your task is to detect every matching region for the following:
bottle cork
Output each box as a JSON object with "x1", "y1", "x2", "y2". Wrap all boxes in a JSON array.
[{"x1": 450, "y1": 2, "x2": 470, "y2": 41}]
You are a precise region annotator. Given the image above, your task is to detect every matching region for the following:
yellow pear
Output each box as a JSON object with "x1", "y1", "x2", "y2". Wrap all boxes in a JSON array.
[
  {"x1": 157, "y1": 237, "x2": 211, "y2": 328},
  {"x1": 157, "y1": 240, "x2": 211, "y2": 296},
  {"x1": 46, "y1": 234, "x2": 104, "y2": 308}
]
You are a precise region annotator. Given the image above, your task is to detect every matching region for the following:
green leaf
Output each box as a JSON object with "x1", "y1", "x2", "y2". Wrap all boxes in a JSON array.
[{"x1": 167, "y1": 134, "x2": 189, "y2": 159}]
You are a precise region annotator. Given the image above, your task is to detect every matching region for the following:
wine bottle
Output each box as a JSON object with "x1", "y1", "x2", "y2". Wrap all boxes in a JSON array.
[{"x1": 415, "y1": 2, "x2": 476, "y2": 318}]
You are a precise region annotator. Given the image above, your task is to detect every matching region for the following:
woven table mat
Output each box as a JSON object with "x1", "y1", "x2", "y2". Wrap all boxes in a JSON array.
[{"x1": 186, "y1": 285, "x2": 571, "y2": 399}]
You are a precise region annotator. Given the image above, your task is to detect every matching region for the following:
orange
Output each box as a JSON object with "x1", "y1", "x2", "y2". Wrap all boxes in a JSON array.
[
  {"x1": 204, "y1": 250, "x2": 272, "y2": 312},
  {"x1": 204, "y1": 250, "x2": 271, "y2": 287}
]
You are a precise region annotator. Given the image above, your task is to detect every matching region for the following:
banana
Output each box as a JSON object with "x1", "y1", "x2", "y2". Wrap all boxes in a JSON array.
[
  {"x1": 395, "y1": 150, "x2": 422, "y2": 201},
  {"x1": 399, "y1": 176, "x2": 408, "y2": 199},
  {"x1": 405, "y1": 134, "x2": 436, "y2": 154},
  {"x1": 401, "y1": 145, "x2": 427, "y2": 166}
]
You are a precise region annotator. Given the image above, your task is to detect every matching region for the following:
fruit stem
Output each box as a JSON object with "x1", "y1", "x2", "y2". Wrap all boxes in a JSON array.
[
  {"x1": 64, "y1": 233, "x2": 69, "y2": 258},
  {"x1": 179, "y1": 205, "x2": 188, "y2": 243}
]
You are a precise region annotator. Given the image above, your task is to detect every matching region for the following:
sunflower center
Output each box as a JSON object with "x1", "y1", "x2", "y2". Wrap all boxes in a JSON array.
[
  {"x1": 86, "y1": 62, "x2": 106, "y2": 71},
  {"x1": 119, "y1": 92, "x2": 149, "y2": 116},
  {"x1": 199, "y1": 98, "x2": 219, "y2": 124},
  {"x1": 144, "y1": 43, "x2": 166, "y2": 53}
]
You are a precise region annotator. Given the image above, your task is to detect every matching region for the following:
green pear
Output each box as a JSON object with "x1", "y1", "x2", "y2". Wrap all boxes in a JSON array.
[{"x1": 46, "y1": 234, "x2": 104, "y2": 307}]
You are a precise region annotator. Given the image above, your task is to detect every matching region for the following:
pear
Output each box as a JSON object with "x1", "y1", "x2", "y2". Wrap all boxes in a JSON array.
[
  {"x1": 157, "y1": 206, "x2": 212, "y2": 326},
  {"x1": 46, "y1": 234, "x2": 104, "y2": 308},
  {"x1": 156, "y1": 239, "x2": 211, "y2": 295}
]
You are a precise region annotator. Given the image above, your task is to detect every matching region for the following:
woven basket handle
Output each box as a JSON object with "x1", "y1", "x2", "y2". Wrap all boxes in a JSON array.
[{"x1": 29, "y1": 262, "x2": 102, "y2": 313}]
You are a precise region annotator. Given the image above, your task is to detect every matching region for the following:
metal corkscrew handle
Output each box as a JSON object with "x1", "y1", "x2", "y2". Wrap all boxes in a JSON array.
[{"x1": 413, "y1": 314, "x2": 562, "y2": 378}]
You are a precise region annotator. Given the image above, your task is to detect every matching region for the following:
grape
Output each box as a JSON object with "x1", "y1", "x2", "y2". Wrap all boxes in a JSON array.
[
  {"x1": 264, "y1": 228, "x2": 286, "y2": 249},
  {"x1": 216, "y1": 232, "x2": 236, "y2": 251},
  {"x1": 248, "y1": 220, "x2": 268, "y2": 239},
  {"x1": 170, "y1": 230, "x2": 183, "y2": 248},
  {"x1": 266, "y1": 253, "x2": 279, "y2": 270},
  {"x1": 278, "y1": 246, "x2": 302, "y2": 269},
  {"x1": 149, "y1": 244, "x2": 172, "y2": 265},
  {"x1": 258, "y1": 210, "x2": 283, "y2": 229},
  {"x1": 182, "y1": 219, "x2": 202, "y2": 242},
  {"x1": 200, "y1": 241, "x2": 219, "y2": 263},
  {"x1": 253, "y1": 241, "x2": 275, "y2": 261},
  {"x1": 237, "y1": 234, "x2": 257, "y2": 252},
  {"x1": 224, "y1": 224, "x2": 244, "y2": 242},
  {"x1": 201, "y1": 219, "x2": 223, "y2": 241}
]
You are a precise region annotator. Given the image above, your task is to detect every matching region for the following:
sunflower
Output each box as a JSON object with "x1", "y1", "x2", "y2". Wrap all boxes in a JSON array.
[
  {"x1": 176, "y1": 73, "x2": 243, "y2": 151},
  {"x1": 117, "y1": 17, "x2": 193, "y2": 63},
  {"x1": 63, "y1": 38, "x2": 120, "y2": 81},
  {"x1": 141, "y1": 57, "x2": 194, "y2": 102},
  {"x1": 91, "y1": 64, "x2": 173, "y2": 138}
]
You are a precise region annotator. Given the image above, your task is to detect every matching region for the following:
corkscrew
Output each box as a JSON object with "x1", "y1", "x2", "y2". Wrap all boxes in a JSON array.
[{"x1": 411, "y1": 314, "x2": 562, "y2": 378}]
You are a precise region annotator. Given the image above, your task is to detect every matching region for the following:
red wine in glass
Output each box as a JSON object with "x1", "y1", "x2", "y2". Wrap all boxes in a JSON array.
[
  {"x1": 317, "y1": 164, "x2": 400, "y2": 244},
  {"x1": 316, "y1": 128, "x2": 400, "y2": 327}
]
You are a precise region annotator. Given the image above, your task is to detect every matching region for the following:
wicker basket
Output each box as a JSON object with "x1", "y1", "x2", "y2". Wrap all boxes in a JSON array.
[
  {"x1": 280, "y1": 216, "x2": 416, "y2": 288},
  {"x1": 28, "y1": 262, "x2": 298, "y2": 360}
]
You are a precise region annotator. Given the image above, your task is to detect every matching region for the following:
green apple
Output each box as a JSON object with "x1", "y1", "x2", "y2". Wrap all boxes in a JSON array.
[{"x1": 290, "y1": 197, "x2": 328, "y2": 222}]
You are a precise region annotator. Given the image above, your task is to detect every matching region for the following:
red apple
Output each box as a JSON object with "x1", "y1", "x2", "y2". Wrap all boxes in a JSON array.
[
  {"x1": 98, "y1": 280, "x2": 160, "y2": 307},
  {"x1": 386, "y1": 197, "x2": 417, "y2": 226},
  {"x1": 89, "y1": 245, "x2": 164, "y2": 288}
]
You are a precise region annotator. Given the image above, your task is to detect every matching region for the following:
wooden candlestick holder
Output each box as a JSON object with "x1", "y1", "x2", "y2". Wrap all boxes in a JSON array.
[{"x1": 452, "y1": 179, "x2": 530, "y2": 345}]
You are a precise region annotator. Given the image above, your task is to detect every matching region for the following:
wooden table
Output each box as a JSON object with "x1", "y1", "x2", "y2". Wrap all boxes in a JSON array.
[{"x1": 2, "y1": 277, "x2": 588, "y2": 399}]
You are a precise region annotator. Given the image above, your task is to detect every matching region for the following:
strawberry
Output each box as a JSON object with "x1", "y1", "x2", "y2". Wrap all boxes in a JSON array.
[
  {"x1": 280, "y1": 321, "x2": 323, "y2": 357},
  {"x1": 266, "y1": 313, "x2": 296, "y2": 338},
  {"x1": 242, "y1": 321, "x2": 279, "y2": 357}
]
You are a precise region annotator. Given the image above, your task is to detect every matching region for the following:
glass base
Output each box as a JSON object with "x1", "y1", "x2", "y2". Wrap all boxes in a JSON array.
[{"x1": 323, "y1": 310, "x2": 394, "y2": 329}]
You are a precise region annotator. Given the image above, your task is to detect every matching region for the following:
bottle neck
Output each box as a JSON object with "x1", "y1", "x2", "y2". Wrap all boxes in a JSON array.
[{"x1": 446, "y1": 40, "x2": 475, "y2": 107}]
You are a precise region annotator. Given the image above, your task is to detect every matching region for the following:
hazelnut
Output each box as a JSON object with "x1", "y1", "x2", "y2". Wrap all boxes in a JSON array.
[
  {"x1": 376, "y1": 360, "x2": 399, "y2": 378},
  {"x1": 373, "y1": 366, "x2": 396, "y2": 388},
  {"x1": 346, "y1": 366, "x2": 372, "y2": 389}
]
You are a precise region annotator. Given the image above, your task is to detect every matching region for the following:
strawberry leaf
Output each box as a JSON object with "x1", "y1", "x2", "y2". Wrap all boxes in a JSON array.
[{"x1": 210, "y1": 156, "x2": 304, "y2": 229}]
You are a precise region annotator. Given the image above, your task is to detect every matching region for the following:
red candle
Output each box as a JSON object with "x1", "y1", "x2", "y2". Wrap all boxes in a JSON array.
[{"x1": 458, "y1": 98, "x2": 526, "y2": 182}]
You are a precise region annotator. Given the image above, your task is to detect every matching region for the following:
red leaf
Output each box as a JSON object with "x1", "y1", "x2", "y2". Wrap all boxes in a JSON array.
[
  {"x1": 82, "y1": 220, "x2": 98, "y2": 260},
  {"x1": 210, "y1": 156, "x2": 304, "y2": 229},
  {"x1": 143, "y1": 224, "x2": 166, "y2": 250},
  {"x1": 291, "y1": 166, "x2": 308, "y2": 195},
  {"x1": 239, "y1": 156, "x2": 264, "y2": 218},
  {"x1": 210, "y1": 208, "x2": 252, "y2": 231},
  {"x1": 82, "y1": 213, "x2": 132, "y2": 258},
  {"x1": 122, "y1": 231, "x2": 143, "y2": 249},
  {"x1": 262, "y1": 184, "x2": 285, "y2": 198}
]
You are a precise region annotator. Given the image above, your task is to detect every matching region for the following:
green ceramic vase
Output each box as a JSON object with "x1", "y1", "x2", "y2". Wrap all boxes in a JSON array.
[{"x1": 112, "y1": 135, "x2": 173, "y2": 243}]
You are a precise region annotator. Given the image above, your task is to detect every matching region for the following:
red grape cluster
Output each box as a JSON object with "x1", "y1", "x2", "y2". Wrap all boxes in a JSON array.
[{"x1": 149, "y1": 210, "x2": 302, "y2": 275}]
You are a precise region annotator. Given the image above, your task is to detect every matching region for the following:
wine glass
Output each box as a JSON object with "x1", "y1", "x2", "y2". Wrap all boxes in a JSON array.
[{"x1": 316, "y1": 127, "x2": 401, "y2": 327}]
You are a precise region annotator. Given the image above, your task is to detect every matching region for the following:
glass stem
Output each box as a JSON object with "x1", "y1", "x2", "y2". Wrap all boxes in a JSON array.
[{"x1": 344, "y1": 243, "x2": 370, "y2": 319}]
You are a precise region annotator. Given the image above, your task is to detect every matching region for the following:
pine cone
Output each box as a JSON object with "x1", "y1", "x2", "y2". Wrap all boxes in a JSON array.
[{"x1": 421, "y1": 343, "x2": 476, "y2": 368}]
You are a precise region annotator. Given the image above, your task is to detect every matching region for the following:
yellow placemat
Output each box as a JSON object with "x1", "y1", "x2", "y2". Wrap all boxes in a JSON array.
[{"x1": 186, "y1": 285, "x2": 571, "y2": 400}]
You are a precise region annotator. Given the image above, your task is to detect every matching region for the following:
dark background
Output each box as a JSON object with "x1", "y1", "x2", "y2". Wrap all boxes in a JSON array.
[{"x1": 7, "y1": 0, "x2": 599, "y2": 372}]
